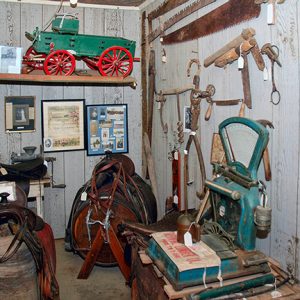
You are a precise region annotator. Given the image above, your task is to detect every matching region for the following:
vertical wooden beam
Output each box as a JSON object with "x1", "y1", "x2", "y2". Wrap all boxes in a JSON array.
[{"x1": 141, "y1": 10, "x2": 148, "y2": 177}]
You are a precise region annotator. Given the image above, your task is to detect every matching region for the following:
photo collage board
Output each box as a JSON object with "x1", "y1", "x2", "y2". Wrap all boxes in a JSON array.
[{"x1": 86, "y1": 104, "x2": 128, "y2": 156}]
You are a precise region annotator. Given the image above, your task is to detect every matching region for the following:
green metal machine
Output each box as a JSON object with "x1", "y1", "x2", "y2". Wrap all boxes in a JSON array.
[
  {"x1": 147, "y1": 117, "x2": 275, "y2": 297},
  {"x1": 23, "y1": 14, "x2": 139, "y2": 77}
]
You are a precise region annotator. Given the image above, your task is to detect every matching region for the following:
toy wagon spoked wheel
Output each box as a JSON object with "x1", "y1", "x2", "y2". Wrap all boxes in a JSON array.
[
  {"x1": 23, "y1": 46, "x2": 46, "y2": 70},
  {"x1": 98, "y1": 46, "x2": 133, "y2": 77},
  {"x1": 44, "y1": 50, "x2": 75, "y2": 76}
]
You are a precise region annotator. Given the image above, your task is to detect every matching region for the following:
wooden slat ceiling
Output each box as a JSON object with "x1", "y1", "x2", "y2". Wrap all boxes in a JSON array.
[{"x1": 50, "y1": 0, "x2": 147, "y2": 7}]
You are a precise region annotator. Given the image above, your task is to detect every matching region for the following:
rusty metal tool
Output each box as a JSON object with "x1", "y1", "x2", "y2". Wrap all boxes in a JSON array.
[
  {"x1": 148, "y1": 0, "x2": 190, "y2": 22},
  {"x1": 240, "y1": 53, "x2": 252, "y2": 109},
  {"x1": 250, "y1": 39, "x2": 266, "y2": 71},
  {"x1": 148, "y1": 0, "x2": 216, "y2": 42},
  {"x1": 257, "y1": 119, "x2": 274, "y2": 181},
  {"x1": 261, "y1": 43, "x2": 281, "y2": 105},
  {"x1": 185, "y1": 92, "x2": 206, "y2": 199},
  {"x1": 205, "y1": 99, "x2": 242, "y2": 121},
  {"x1": 147, "y1": 50, "x2": 156, "y2": 145},
  {"x1": 156, "y1": 92, "x2": 168, "y2": 134},
  {"x1": 162, "y1": 0, "x2": 261, "y2": 45}
]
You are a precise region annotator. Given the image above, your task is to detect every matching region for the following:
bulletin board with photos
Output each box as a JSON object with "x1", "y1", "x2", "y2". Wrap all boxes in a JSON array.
[{"x1": 86, "y1": 104, "x2": 128, "y2": 156}]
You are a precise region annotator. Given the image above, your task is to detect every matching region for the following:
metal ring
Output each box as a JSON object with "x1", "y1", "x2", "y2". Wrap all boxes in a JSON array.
[
  {"x1": 271, "y1": 90, "x2": 281, "y2": 105},
  {"x1": 271, "y1": 44, "x2": 279, "y2": 56}
]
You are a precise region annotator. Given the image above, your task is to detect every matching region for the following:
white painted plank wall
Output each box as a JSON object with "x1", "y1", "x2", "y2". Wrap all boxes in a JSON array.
[
  {"x1": 142, "y1": 0, "x2": 300, "y2": 279},
  {"x1": 0, "y1": 2, "x2": 141, "y2": 238}
]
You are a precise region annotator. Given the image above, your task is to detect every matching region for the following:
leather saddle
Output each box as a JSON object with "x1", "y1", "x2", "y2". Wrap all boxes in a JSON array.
[
  {"x1": 0, "y1": 201, "x2": 59, "y2": 299},
  {"x1": 0, "y1": 203, "x2": 44, "y2": 268},
  {"x1": 0, "y1": 157, "x2": 47, "y2": 196}
]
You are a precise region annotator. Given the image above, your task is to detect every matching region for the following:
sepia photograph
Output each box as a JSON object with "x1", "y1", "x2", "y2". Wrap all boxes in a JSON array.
[{"x1": 5, "y1": 96, "x2": 35, "y2": 132}]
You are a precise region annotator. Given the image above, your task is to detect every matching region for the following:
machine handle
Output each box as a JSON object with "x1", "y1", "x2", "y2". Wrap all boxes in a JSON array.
[{"x1": 205, "y1": 180, "x2": 241, "y2": 200}]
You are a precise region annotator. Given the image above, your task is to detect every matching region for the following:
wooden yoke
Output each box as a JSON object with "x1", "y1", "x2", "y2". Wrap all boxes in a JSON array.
[
  {"x1": 204, "y1": 28, "x2": 267, "y2": 113},
  {"x1": 204, "y1": 28, "x2": 256, "y2": 67}
]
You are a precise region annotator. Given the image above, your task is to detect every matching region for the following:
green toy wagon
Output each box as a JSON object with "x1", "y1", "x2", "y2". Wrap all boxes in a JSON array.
[{"x1": 23, "y1": 14, "x2": 139, "y2": 77}]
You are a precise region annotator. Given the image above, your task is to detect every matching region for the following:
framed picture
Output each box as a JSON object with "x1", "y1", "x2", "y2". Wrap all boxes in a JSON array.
[
  {"x1": 42, "y1": 99, "x2": 85, "y2": 152},
  {"x1": 183, "y1": 106, "x2": 192, "y2": 132},
  {"x1": 5, "y1": 96, "x2": 35, "y2": 132},
  {"x1": 86, "y1": 104, "x2": 128, "y2": 156}
]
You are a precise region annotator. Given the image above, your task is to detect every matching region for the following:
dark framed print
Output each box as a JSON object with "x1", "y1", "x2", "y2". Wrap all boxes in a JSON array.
[
  {"x1": 42, "y1": 99, "x2": 85, "y2": 152},
  {"x1": 86, "y1": 104, "x2": 128, "y2": 156},
  {"x1": 5, "y1": 96, "x2": 35, "y2": 132}
]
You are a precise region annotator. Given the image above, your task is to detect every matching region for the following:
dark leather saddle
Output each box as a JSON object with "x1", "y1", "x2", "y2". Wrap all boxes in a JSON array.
[{"x1": 0, "y1": 157, "x2": 47, "y2": 196}]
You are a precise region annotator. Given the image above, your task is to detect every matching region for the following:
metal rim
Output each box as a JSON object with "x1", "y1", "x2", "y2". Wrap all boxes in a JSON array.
[
  {"x1": 44, "y1": 50, "x2": 75, "y2": 76},
  {"x1": 98, "y1": 46, "x2": 133, "y2": 77}
]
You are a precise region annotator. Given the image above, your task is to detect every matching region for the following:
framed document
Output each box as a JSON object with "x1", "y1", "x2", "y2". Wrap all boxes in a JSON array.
[
  {"x1": 86, "y1": 104, "x2": 128, "y2": 156},
  {"x1": 42, "y1": 99, "x2": 85, "y2": 152},
  {"x1": 5, "y1": 96, "x2": 35, "y2": 132}
]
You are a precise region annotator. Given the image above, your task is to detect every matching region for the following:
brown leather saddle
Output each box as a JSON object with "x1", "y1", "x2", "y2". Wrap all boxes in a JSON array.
[{"x1": 0, "y1": 201, "x2": 59, "y2": 299}]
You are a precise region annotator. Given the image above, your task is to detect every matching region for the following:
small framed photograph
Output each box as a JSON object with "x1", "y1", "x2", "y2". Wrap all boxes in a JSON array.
[
  {"x1": 86, "y1": 104, "x2": 128, "y2": 156},
  {"x1": 183, "y1": 106, "x2": 192, "y2": 132},
  {"x1": 5, "y1": 96, "x2": 35, "y2": 132},
  {"x1": 42, "y1": 99, "x2": 85, "y2": 152}
]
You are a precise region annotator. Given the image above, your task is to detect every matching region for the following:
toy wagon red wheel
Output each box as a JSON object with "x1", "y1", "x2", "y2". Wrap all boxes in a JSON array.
[
  {"x1": 44, "y1": 50, "x2": 75, "y2": 76},
  {"x1": 98, "y1": 46, "x2": 133, "y2": 77},
  {"x1": 23, "y1": 46, "x2": 46, "y2": 70}
]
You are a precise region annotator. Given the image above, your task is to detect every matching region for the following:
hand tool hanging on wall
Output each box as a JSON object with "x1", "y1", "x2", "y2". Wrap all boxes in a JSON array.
[
  {"x1": 147, "y1": 0, "x2": 190, "y2": 23},
  {"x1": 204, "y1": 28, "x2": 256, "y2": 67},
  {"x1": 147, "y1": 49, "x2": 156, "y2": 145},
  {"x1": 240, "y1": 53, "x2": 252, "y2": 110},
  {"x1": 205, "y1": 98, "x2": 243, "y2": 121},
  {"x1": 261, "y1": 43, "x2": 282, "y2": 105},
  {"x1": 161, "y1": 0, "x2": 261, "y2": 45},
  {"x1": 213, "y1": 38, "x2": 265, "y2": 71},
  {"x1": 156, "y1": 91, "x2": 168, "y2": 134},
  {"x1": 185, "y1": 90, "x2": 207, "y2": 199},
  {"x1": 156, "y1": 83, "x2": 197, "y2": 210},
  {"x1": 257, "y1": 119, "x2": 274, "y2": 181},
  {"x1": 204, "y1": 28, "x2": 262, "y2": 114},
  {"x1": 185, "y1": 60, "x2": 208, "y2": 199},
  {"x1": 148, "y1": 0, "x2": 216, "y2": 43},
  {"x1": 157, "y1": 86, "x2": 194, "y2": 134}
]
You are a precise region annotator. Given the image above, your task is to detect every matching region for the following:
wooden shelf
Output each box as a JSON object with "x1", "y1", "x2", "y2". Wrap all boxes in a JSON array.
[{"x1": 0, "y1": 70, "x2": 137, "y2": 88}]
